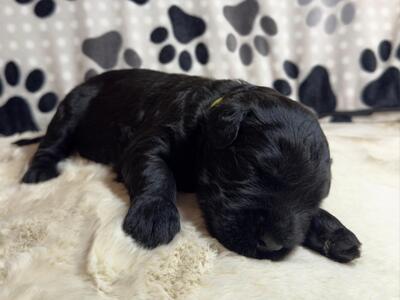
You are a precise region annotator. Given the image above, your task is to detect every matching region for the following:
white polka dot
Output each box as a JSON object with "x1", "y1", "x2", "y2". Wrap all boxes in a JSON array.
[
  {"x1": 100, "y1": 18, "x2": 110, "y2": 27},
  {"x1": 6, "y1": 24, "x2": 16, "y2": 33},
  {"x1": 217, "y1": 30, "x2": 225, "y2": 39},
  {"x1": 280, "y1": 32, "x2": 289, "y2": 41},
  {"x1": 62, "y1": 72, "x2": 72, "y2": 81},
  {"x1": 370, "y1": 37, "x2": 380, "y2": 47},
  {"x1": 99, "y1": 2, "x2": 107, "y2": 11},
  {"x1": 25, "y1": 40, "x2": 35, "y2": 49},
  {"x1": 353, "y1": 22, "x2": 362, "y2": 32},
  {"x1": 383, "y1": 22, "x2": 391, "y2": 31},
  {"x1": 186, "y1": 1, "x2": 194, "y2": 10},
  {"x1": 149, "y1": 48, "x2": 157, "y2": 57},
  {"x1": 57, "y1": 38, "x2": 67, "y2": 47},
  {"x1": 326, "y1": 60, "x2": 335, "y2": 69},
  {"x1": 132, "y1": 31, "x2": 140, "y2": 40},
  {"x1": 86, "y1": 19, "x2": 94, "y2": 27},
  {"x1": 345, "y1": 88, "x2": 355, "y2": 97},
  {"x1": 381, "y1": 7, "x2": 390, "y2": 17},
  {"x1": 9, "y1": 41, "x2": 18, "y2": 50},
  {"x1": 216, "y1": 14, "x2": 225, "y2": 24},
  {"x1": 311, "y1": 45, "x2": 319, "y2": 54},
  {"x1": 280, "y1": 1, "x2": 288, "y2": 8},
  {"x1": 355, "y1": 38, "x2": 364, "y2": 47},
  {"x1": 366, "y1": 7, "x2": 376, "y2": 16},
  {"x1": 369, "y1": 22, "x2": 379, "y2": 31},
  {"x1": 68, "y1": 4, "x2": 76, "y2": 13},
  {"x1": 325, "y1": 44, "x2": 334, "y2": 53},
  {"x1": 55, "y1": 21, "x2": 64, "y2": 31},
  {"x1": 4, "y1": 6, "x2": 14, "y2": 16},
  {"x1": 344, "y1": 72, "x2": 353, "y2": 80},
  {"x1": 83, "y1": 2, "x2": 92, "y2": 10},
  {"x1": 28, "y1": 57, "x2": 38, "y2": 66},
  {"x1": 22, "y1": 23, "x2": 32, "y2": 33},
  {"x1": 310, "y1": 27, "x2": 319, "y2": 35},
  {"x1": 20, "y1": 7, "x2": 30, "y2": 16},
  {"x1": 60, "y1": 55, "x2": 69, "y2": 64}
]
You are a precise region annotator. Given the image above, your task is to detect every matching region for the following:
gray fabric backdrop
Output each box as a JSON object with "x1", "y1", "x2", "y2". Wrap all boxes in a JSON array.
[{"x1": 0, "y1": 0, "x2": 399, "y2": 135}]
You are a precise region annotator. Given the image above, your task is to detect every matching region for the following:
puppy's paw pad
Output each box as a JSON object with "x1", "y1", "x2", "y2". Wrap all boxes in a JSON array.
[
  {"x1": 325, "y1": 228, "x2": 361, "y2": 263},
  {"x1": 22, "y1": 165, "x2": 59, "y2": 183},
  {"x1": 123, "y1": 200, "x2": 180, "y2": 248}
]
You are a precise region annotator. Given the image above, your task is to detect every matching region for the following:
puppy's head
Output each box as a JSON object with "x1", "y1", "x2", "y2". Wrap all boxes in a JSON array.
[{"x1": 197, "y1": 87, "x2": 331, "y2": 260}]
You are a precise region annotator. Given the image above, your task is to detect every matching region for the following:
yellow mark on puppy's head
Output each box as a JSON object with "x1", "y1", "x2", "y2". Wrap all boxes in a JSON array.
[{"x1": 210, "y1": 97, "x2": 224, "y2": 108}]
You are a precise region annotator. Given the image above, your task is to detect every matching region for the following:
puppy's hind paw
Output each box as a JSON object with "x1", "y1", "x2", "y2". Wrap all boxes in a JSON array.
[
  {"x1": 324, "y1": 228, "x2": 361, "y2": 263},
  {"x1": 22, "y1": 164, "x2": 59, "y2": 184},
  {"x1": 122, "y1": 200, "x2": 181, "y2": 249}
]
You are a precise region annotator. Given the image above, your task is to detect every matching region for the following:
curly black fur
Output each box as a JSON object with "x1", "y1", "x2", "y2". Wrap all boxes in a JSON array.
[{"x1": 18, "y1": 69, "x2": 361, "y2": 262}]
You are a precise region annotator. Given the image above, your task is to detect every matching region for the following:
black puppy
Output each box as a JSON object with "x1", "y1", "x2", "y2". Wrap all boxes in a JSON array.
[{"x1": 19, "y1": 69, "x2": 360, "y2": 262}]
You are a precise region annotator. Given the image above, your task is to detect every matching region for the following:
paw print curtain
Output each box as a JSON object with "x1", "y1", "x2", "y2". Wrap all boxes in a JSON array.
[{"x1": 0, "y1": 0, "x2": 399, "y2": 135}]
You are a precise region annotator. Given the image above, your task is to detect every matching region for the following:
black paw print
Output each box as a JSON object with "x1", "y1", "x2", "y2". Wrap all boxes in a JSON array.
[
  {"x1": 273, "y1": 61, "x2": 337, "y2": 116},
  {"x1": 150, "y1": 5, "x2": 209, "y2": 72},
  {"x1": 82, "y1": 31, "x2": 142, "y2": 80},
  {"x1": 298, "y1": 0, "x2": 356, "y2": 34},
  {"x1": 360, "y1": 40, "x2": 400, "y2": 108},
  {"x1": 0, "y1": 61, "x2": 58, "y2": 136},
  {"x1": 14, "y1": 0, "x2": 57, "y2": 18},
  {"x1": 223, "y1": 0, "x2": 278, "y2": 65}
]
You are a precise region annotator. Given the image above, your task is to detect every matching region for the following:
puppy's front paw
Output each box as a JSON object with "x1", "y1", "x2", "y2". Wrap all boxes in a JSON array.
[
  {"x1": 324, "y1": 227, "x2": 361, "y2": 263},
  {"x1": 303, "y1": 209, "x2": 362, "y2": 263},
  {"x1": 122, "y1": 200, "x2": 180, "y2": 248},
  {"x1": 22, "y1": 164, "x2": 59, "y2": 184}
]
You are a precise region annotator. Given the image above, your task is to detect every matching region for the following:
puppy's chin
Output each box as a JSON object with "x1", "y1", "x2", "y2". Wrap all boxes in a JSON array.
[
  {"x1": 218, "y1": 237, "x2": 294, "y2": 261},
  {"x1": 253, "y1": 246, "x2": 292, "y2": 261}
]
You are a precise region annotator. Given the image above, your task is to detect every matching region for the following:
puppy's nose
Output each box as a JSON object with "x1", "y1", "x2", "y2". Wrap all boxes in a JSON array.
[{"x1": 257, "y1": 233, "x2": 283, "y2": 252}]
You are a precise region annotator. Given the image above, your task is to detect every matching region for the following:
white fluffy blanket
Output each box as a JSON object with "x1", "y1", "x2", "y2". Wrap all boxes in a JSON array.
[{"x1": 0, "y1": 123, "x2": 399, "y2": 300}]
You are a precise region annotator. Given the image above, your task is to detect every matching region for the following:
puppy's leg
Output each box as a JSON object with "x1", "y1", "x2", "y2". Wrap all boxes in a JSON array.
[
  {"x1": 118, "y1": 136, "x2": 180, "y2": 248},
  {"x1": 22, "y1": 85, "x2": 97, "y2": 183},
  {"x1": 303, "y1": 209, "x2": 361, "y2": 263}
]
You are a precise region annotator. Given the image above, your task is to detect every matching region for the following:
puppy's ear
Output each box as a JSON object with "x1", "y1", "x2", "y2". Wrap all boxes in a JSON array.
[{"x1": 207, "y1": 101, "x2": 247, "y2": 149}]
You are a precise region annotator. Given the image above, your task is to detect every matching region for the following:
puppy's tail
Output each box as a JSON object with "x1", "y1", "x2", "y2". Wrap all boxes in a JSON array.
[{"x1": 13, "y1": 136, "x2": 43, "y2": 146}]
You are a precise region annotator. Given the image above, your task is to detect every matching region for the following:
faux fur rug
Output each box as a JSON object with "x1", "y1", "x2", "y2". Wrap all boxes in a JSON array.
[{"x1": 0, "y1": 123, "x2": 399, "y2": 300}]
